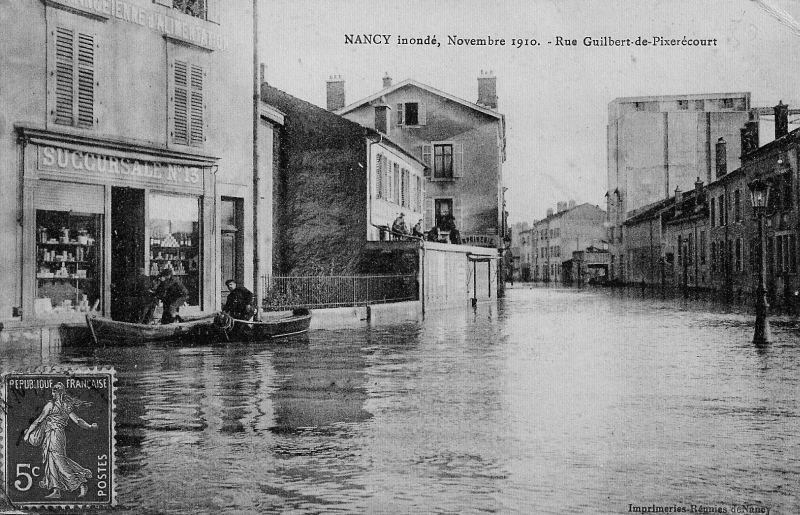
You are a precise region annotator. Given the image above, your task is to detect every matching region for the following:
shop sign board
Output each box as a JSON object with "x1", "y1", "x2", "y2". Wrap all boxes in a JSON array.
[
  {"x1": 37, "y1": 145, "x2": 205, "y2": 193},
  {"x1": 46, "y1": 0, "x2": 227, "y2": 51}
]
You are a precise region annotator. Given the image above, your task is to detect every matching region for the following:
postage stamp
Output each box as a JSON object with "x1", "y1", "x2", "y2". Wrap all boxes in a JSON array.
[{"x1": 1, "y1": 367, "x2": 116, "y2": 509}]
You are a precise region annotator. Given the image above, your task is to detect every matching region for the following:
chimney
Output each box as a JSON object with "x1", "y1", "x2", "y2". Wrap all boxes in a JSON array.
[
  {"x1": 326, "y1": 75, "x2": 345, "y2": 111},
  {"x1": 477, "y1": 70, "x2": 497, "y2": 109},
  {"x1": 557, "y1": 201, "x2": 568, "y2": 213},
  {"x1": 694, "y1": 177, "x2": 703, "y2": 197},
  {"x1": 382, "y1": 73, "x2": 392, "y2": 89},
  {"x1": 740, "y1": 112, "x2": 759, "y2": 156},
  {"x1": 374, "y1": 104, "x2": 390, "y2": 134},
  {"x1": 546, "y1": 208, "x2": 554, "y2": 217},
  {"x1": 674, "y1": 186, "x2": 682, "y2": 205},
  {"x1": 715, "y1": 137, "x2": 727, "y2": 178},
  {"x1": 568, "y1": 199, "x2": 576, "y2": 209},
  {"x1": 774, "y1": 100, "x2": 789, "y2": 139}
]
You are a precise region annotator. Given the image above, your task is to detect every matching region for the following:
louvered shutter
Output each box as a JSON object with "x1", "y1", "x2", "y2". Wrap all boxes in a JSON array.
[
  {"x1": 189, "y1": 64, "x2": 204, "y2": 145},
  {"x1": 173, "y1": 60, "x2": 189, "y2": 144},
  {"x1": 396, "y1": 103, "x2": 404, "y2": 125},
  {"x1": 416, "y1": 176, "x2": 422, "y2": 212},
  {"x1": 418, "y1": 102, "x2": 427, "y2": 125},
  {"x1": 54, "y1": 27, "x2": 75, "y2": 126},
  {"x1": 424, "y1": 198, "x2": 434, "y2": 230},
  {"x1": 421, "y1": 145, "x2": 432, "y2": 178},
  {"x1": 206, "y1": 0, "x2": 221, "y2": 23},
  {"x1": 382, "y1": 156, "x2": 389, "y2": 199},
  {"x1": 393, "y1": 164, "x2": 400, "y2": 204},
  {"x1": 453, "y1": 143, "x2": 464, "y2": 177},
  {"x1": 375, "y1": 153, "x2": 383, "y2": 199},
  {"x1": 153, "y1": 0, "x2": 172, "y2": 6},
  {"x1": 76, "y1": 32, "x2": 95, "y2": 128}
]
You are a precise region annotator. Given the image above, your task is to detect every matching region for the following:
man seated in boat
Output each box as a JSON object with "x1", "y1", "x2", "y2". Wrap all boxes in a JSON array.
[
  {"x1": 223, "y1": 279, "x2": 256, "y2": 321},
  {"x1": 126, "y1": 267, "x2": 156, "y2": 324},
  {"x1": 154, "y1": 268, "x2": 188, "y2": 324}
]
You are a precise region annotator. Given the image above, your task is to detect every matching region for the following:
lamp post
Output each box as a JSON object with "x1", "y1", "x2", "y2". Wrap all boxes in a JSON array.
[{"x1": 748, "y1": 178, "x2": 772, "y2": 344}]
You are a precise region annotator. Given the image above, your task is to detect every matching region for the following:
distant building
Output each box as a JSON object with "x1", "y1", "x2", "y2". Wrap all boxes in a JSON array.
[
  {"x1": 509, "y1": 222, "x2": 529, "y2": 280},
  {"x1": 607, "y1": 92, "x2": 751, "y2": 281},
  {"x1": 529, "y1": 202, "x2": 606, "y2": 282},
  {"x1": 261, "y1": 84, "x2": 425, "y2": 276}
]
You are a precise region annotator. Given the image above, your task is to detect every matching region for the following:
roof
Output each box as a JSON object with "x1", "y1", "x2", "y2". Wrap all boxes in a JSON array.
[
  {"x1": 609, "y1": 91, "x2": 751, "y2": 105},
  {"x1": 623, "y1": 197, "x2": 674, "y2": 225},
  {"x1": 260, "y1": 84, "x2": 425, "y2": 168},
  {"x1": 531, "y1": 203, "x2": 605, "y2": 225},
  {"x1": 336, "y1": 78, "x2": 503, "y2": 120}
]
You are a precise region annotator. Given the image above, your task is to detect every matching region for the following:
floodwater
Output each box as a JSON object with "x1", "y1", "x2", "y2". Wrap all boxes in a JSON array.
[{"x1": 1, "y1": 286, "x2": 798, "y2": 514}]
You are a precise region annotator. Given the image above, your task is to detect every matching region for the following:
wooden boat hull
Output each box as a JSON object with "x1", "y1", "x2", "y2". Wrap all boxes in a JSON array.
[
  {"x1": 221, "y1": 309, "x2": 311, "y2": 341},
  {"x1": 86, "y1": 314, "x2": 218, "y2": 345}
]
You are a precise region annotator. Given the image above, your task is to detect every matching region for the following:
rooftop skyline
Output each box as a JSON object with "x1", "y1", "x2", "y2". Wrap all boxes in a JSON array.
[{"x1": 260, "y1": 0, "x2": 800, "y2": 223}]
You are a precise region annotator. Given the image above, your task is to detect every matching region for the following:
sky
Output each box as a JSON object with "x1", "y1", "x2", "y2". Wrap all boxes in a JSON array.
[{"x1": 260, "y1": 0, "x2": 800, "y2": 223}]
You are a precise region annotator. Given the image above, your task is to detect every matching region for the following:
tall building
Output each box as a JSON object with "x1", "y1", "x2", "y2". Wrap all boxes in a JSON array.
[
  {"x1": 606, "y1": 92, "x2": 751, "y2": 280},
  {"x1": 0, "y1": 0, "x2": 259, "y2": 341}
]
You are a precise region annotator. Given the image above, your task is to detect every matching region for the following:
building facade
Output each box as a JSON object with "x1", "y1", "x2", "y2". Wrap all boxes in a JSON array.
[
  {"x1": 607, "y1": 92, "x2": 751, "y2": 281},
  {"x1": 261, "y1": 84, "x2": 425, "y2": 276},
  {"x1": 529, "y1": 202, "x2": 606, "y2": 282},
  {"x1": 332, "y1": 74, "x2": 507, "y2": 251},
  {"x1": 1, "y1": 0, "x2": 258, "y2": 334}
]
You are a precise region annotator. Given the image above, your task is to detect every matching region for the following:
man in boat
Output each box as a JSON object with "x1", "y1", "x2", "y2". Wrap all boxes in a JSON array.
[
  {"x1": 125, "y1": 267, "x2": 156, "y2": 323},
  {"x1": 391, "y1": 213, "x2": 408, "y2": 237},
  {"x1": 223, "y1": 279, "x2": 256, "y2": 321},
  {"x1": 154, "y1": 268, "x2": 188, "y2": 324}
]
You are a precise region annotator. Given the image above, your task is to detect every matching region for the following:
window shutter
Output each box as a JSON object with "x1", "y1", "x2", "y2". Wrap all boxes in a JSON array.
[
  {"x1": 206, "y1": 0, "x2": 221, "y2": 23},
  {"x1": 189, "y1": 64, "x2": 204, "y2": 145},
  {"x1": 416, "y1": 176, "x2": 422, "y2": 212},
  {"x1": 76, "y1": 32, "x2": 95, "y2": 128},
  {"x1": 421, "y1": 144, "x2": 432, "y2": 178},
  {"x1": 424, "y1": 198, "x2": 434, "y2": 230},
  {"x1": 396, "y1": 103, "x2": 404, "y2": 125},
  {"x1": 173, "y1": 60, "x2": 189, "y2": 144},
  {"x1": 375, "y1": 153, "x2": 383, "y2": 199},
  {"x1": 382, "y1": 156, "x2": 389, "y2": 199},
  {"x1": 418, "y1": 101, "x2": 427, "y2": 125},
  {"x1": 54, "y1": 27, "x2": 75, "y2": 126},
  {"x1": 453, "y1": 196, "x2": 462, "y2": 230},
  {"x1": 393, "y1": 164, "x2": 400, "y2": 204},
  {"x1": 153, "y1": 0, "x2": 172, "y2": 6},
  {"x1": 453, "y1": 143, "x2": 464, "y2": 177}
]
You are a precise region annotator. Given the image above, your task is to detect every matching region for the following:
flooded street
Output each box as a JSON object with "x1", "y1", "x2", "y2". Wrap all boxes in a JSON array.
[{"x1": 2, "y1": 286, "x2": 799, "y2": 514}]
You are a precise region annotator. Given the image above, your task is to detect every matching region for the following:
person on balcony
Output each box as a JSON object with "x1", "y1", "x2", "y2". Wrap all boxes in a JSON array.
[
  {"x1": 223, "y1": 279, "x2": 256, "y2": 321},
  {"x1": 391, "y1": 213, "x2": 408, "y2": 237},
  {"x1": 412, "y1": 220, "x2": 425, "y2": 238},
  {"x1": 154, "y1": 268, "x2": 188, "y2": 324}
]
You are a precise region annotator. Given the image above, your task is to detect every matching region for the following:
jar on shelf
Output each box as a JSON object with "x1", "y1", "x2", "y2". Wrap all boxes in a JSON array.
[
  {"x1": 60, "y1": 227, "x2": 70, "y2": 243},
  {"x1": 77, "y1": 229, "x2": 89, "y2": 245},
  {"x1": 38, "y1": 226, "x2": 48, "y2": 243}
]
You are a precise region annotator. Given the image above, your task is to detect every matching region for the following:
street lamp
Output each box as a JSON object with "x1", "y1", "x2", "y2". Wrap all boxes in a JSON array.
[{"x1": 748, "y1": 177, "x2": 772, "y2": 344}]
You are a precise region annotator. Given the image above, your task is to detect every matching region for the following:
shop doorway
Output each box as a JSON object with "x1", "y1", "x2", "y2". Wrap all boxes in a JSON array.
[
  {"x1": 111, "y1": 187, "x2": 145, "y2": 321},
  {"x1": 220, "y1": 197, "x2": 244, "y2": 303}
]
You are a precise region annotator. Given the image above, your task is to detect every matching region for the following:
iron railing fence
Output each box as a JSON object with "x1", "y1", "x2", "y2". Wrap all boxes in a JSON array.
[{"x1": 263, "y1": 274, "x2": 419, "y2": 310}]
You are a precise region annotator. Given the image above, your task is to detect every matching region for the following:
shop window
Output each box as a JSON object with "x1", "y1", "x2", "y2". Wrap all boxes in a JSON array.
[
  {"x1": 149, "y1": 194, "x2": 201, "y2": 306},
  {"x1": 172, "y1": 59, "x2": 205, "y2": 147},
  {"x1": 220, "y1": 197, "x2": 243, "y2": 299},
  {"x1": 51, "y1": 26, "x2": 96, "y2": 129},
  {"x1": 35, "y1": 211, "x2": 102, "y2": 317}
]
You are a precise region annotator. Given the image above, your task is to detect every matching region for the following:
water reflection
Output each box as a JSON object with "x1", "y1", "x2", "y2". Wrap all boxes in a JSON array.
[{"x1": 0, "y1": 286, "x2": 797, "y2": 514}]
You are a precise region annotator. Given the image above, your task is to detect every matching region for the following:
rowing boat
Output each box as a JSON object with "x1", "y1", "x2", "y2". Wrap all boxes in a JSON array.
[
  {"x1": 85, "y1": 313, "x2": 218, "y2": 345},
  {"x1": 214, "y1": 309, "x2": 311, "y2": 341}
]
